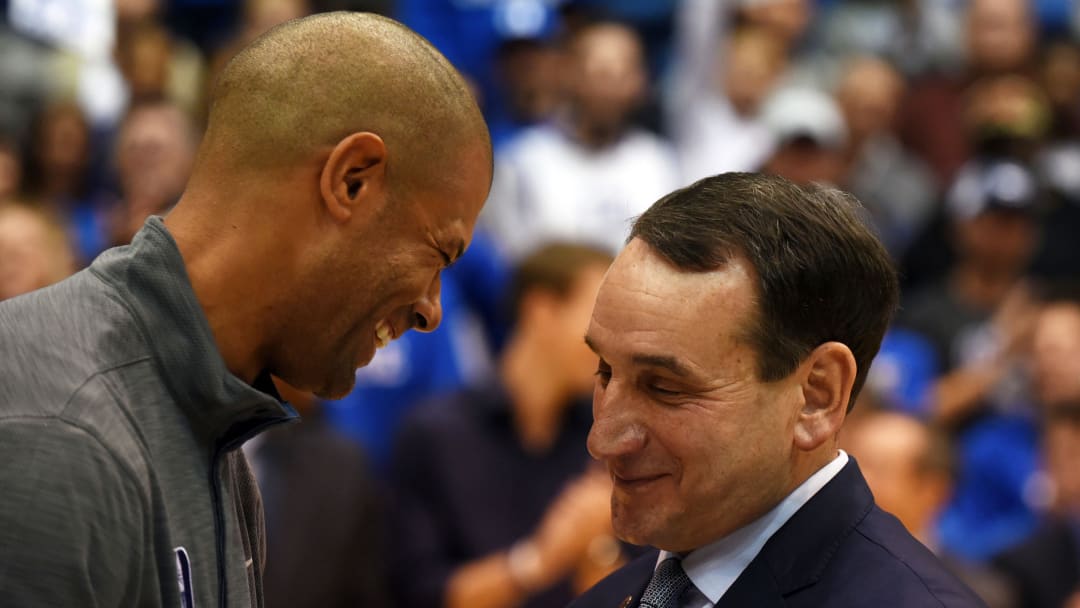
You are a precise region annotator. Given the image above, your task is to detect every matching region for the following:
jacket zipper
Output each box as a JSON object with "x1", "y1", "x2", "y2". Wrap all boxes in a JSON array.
[{"x1": 210, "y1": 415, "x2": 298, "y2": 607}]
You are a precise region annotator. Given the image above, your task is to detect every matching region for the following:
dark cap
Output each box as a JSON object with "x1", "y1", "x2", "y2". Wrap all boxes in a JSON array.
[{"x1": 947, "y1": 158, "x2": 1039, "y2": 221}]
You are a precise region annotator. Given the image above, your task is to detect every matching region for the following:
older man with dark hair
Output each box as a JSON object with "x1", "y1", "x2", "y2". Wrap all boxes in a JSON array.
[{"x1": 572, "y1": 173, "x2": 985, "y2": 607}]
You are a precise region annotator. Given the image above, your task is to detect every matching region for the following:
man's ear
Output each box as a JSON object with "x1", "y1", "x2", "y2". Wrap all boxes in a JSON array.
[
  {"x1": 319, "y1": 132, "x2": 388, "y2": 223},
  {"x1": 793, "y1": 341, "x2": 857, "y2": 451}
]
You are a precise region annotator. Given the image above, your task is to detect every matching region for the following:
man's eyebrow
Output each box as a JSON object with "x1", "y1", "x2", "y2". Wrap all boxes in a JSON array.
[
  {"x1": 584, "y1": 334, "x2": 599, "y2": 353},
  {"x1": 583, "y1": 336, "x2": 692, "y2": 377},
  {"x1": 631, "y1": 353, "x2": 693, "y2": 377}
]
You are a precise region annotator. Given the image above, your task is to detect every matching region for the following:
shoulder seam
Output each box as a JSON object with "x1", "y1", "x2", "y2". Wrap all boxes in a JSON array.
[{"x1": 0, "y1": 414, "x2": 152, "y2": 514}]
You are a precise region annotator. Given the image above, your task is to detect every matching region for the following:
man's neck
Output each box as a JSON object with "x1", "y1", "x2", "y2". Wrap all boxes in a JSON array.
[{"x1": 163, "y1": 202, "x2": 279, "y2": 385}]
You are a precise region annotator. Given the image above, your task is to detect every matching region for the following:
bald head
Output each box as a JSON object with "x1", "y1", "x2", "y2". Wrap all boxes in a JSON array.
[
  {"x1": 164, "y1": 13, "x2": 493, "y2": 396},
  {"x1": 201, "y1": 12, "x2": 489, "y2": 189}
]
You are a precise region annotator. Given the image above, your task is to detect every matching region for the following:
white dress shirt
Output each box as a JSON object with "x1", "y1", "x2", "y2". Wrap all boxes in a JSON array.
[{"x1": 657, "y1": 450, "x2": 851, "y2": 607}]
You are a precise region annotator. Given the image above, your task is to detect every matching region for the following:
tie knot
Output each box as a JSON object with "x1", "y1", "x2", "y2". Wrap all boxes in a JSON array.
[{"x1": 639, "y1": 557, "x2": 691, "y2": 608}]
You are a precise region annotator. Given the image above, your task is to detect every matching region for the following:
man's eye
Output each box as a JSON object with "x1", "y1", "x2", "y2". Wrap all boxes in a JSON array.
[
  {"x1": 594, "y1": 364, "x2": 612, "y2": 386},
  {"x1": 650, "y1": 385, "x2": 680, "y2": 397}
]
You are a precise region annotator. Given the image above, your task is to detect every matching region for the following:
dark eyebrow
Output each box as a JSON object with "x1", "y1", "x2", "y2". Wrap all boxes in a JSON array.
[
  {"x1": 584, "y1": 334, "x2": 599, "y2": 353},
  {"x1": 583, "y1": 335, "x2": 692, "y2": 377},
  {"x1": 631, "y1": 353, "x2": 693, "y2": 377}
]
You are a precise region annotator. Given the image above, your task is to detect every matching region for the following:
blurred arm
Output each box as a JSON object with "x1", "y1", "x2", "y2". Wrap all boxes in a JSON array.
[{"x1": 444, "y1": 470, "x2": 616, "y2": 608}]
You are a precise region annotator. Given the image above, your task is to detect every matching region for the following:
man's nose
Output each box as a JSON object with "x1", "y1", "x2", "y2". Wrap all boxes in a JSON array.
[
  {"x1": 411, "y1": 275, "x2": 443, "y2": 333},
  {"x1": 587, "y1": 389, "x2": 647, "y2": 461}
]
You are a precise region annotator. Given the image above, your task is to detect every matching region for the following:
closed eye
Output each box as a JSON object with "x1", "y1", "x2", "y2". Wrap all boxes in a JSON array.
[
  {"x1": 649, "y1": 384, "x2": 681, "y2": 397},
  {"x1": 595, "y1": 360, "x2": 612, "y2": 387}
]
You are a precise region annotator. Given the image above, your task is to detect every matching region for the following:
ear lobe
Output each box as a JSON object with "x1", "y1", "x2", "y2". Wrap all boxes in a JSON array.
[
  {"x1": 319, "y1": 132, "x2": 388, "y2": 223},
  {"x1": 793, "y1": 342, "x2": 857, "y2": 451}
]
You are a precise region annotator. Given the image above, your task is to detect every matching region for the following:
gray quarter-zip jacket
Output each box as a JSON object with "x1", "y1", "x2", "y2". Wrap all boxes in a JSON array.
[{"x1": 0, "y1": 217, "x2": 297, "y2": 607}]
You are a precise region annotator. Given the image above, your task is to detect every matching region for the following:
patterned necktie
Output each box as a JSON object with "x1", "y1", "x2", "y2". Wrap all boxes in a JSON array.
[{"x1": 638, "y1": 557, "x2": 692, "y2": 608}]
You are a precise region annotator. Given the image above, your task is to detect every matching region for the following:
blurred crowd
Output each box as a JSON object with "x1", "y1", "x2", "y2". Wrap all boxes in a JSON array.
[{"x1": 2, "y1": 0, "x2": 1080, "y2": 606}]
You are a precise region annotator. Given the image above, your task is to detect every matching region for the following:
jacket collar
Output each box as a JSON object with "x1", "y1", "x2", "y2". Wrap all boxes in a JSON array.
[
  {"x1": 89, "y1": 217, "x2": 297, "y2": 447},
  {"x1": 717, "y1": 459, "x2": 875, "y2": 606}
]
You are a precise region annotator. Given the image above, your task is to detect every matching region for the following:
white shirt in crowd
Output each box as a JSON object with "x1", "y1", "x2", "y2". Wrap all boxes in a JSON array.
[{"x1": 480, "y1": 124, "x2": 681, "y2": 260}]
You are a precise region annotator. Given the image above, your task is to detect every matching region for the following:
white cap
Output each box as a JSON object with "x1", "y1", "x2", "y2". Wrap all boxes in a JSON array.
[{"x1": 760, "y1": 86, "x2": 848, "y2": 150}]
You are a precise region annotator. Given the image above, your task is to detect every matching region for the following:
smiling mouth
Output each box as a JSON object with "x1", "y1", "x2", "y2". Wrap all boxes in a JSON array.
[
  {"x1": 612, "y1": 472, "x2": 668, "y2": 491},
  {"x1": 374, "y1": 320, "x2": 394, "y2": 349}
]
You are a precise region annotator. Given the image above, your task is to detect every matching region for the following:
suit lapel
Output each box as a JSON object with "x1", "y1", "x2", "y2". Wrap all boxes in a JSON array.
[
  {"x1": 592, "y1": 549, "x2": 656, "y2": 608},
  {"x1": 762, "y1": 459, "x2": 875, "y2": 595},
  {"x1": 625, "y1": 559, "x2": 654, "y2": 608},
  {"x1": 715, "y1": 555, "x2": 786, "y2": 608},
  {"x1": 716, "y1": 459, "x2": 875, "y2": 605}
]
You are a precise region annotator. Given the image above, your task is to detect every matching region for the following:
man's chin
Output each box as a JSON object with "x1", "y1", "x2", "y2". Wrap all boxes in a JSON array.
[
  {"x1": 310, "y1": 370, "x2": 358, "y2": 401},
  {"x1": 611, "y1": 508, "x2": 654, "y2": 547}
]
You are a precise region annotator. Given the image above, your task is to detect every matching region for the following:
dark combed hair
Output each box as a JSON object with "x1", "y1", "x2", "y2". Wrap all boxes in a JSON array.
[{"x1": 628, "y1": 172, "x2": 899, "y2": 408}]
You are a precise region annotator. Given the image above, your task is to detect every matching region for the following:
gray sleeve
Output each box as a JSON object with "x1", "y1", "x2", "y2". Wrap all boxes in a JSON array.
[{"x1": 0, "y1": 418, "x2": 149, "y2": 608}]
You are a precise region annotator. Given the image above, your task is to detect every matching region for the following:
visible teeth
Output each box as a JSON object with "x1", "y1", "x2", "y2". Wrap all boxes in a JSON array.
[{"x1": 375, "y1": 321, "x2": 392, "y2": 349}]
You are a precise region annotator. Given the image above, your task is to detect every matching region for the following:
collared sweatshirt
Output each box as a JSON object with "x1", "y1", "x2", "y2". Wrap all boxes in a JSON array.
[{"x1": 0, "y1": 217, "x2": 297, "y2": 607}]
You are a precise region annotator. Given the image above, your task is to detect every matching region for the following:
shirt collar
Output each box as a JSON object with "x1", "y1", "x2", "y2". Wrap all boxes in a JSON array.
[
  {"x1": 89, "y1": 217, "x2": 297, "y2": 446},
  {"x1": 657, "y1": 450, "x2": 850, "y2": 603}
]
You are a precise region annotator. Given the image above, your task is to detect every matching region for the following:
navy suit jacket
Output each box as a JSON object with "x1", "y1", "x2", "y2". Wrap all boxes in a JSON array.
[{"x1": 569, "y1": 460, "x2": 986, "y2": 608}]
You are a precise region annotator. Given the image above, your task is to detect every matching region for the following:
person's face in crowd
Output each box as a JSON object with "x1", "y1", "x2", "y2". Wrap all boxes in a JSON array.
[
  {"x1": 586, "y1": 239, "x2": 807, "y2": 552},
  {"x1": 840, "y1": 412, "x2": 949, "y2": 539},
  {"x1": 117, "y1": 105, "x2": 195, "y2": 207},
  {"x1": 36, "y1": 106, "x2": 89, "y2": 188},
  {"x1": 498, "y1": 41, "x2": 563, "y2": 123},
  {"x1": 721, "y1": 28, "x2": 787, "y2": 117},
  {"x1": 244, "y1": 0, "x2": 310, "y2": 40},
  {"x1": 966, "y1": 0, "x2": 1034, "y2": 73},
  {"x1": 114, "y1": 104, "x2": 196, "y2": 245},
  {"x1": 837, "y1": 57, "x2": 904, "y2": 144},
  {"x1": 964, "y1": 75, "x2": 1048, "y2": 148},
  {"x1": 117, "y1": 23, "x2": 172, "y2": 100},
  {"x1": 0, "y1": 207, "x2": 74, "y2": 301},
  {"x1": 954, "y1": 208, "x2": 1036, "y2": 273},
  {"x1": 764, "y1": 137, "x2": 845, "y2": 186},
  {"x1": 1031, "y1": 303, "x2": 1080, "y2": 407},
  {"x1": 566, "y1": 24, "x2": 647, "y2": 135},
  {"x1": 287, "y1": 142, "x2": 492, "y2": 399}
]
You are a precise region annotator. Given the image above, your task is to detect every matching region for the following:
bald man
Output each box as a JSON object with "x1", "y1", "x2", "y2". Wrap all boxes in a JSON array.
[{"x1": 0, "y1": 12, "x2": 491, "y2": 607}]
